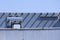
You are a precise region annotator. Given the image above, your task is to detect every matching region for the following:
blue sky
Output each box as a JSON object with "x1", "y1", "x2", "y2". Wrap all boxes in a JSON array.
[{"x1": 0, "y1": 0, "x2": 60, "y2": 12}]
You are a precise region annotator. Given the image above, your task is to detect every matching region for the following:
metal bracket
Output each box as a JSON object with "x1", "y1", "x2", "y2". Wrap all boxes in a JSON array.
[{"x1": 7, "y1": 17, "x2": 23, "y2": 28}]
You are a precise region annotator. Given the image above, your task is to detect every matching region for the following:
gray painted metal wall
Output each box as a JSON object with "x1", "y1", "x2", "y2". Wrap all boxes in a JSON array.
[{"x1": 0, "y1": 30, "x2": 60, "y2": 40}]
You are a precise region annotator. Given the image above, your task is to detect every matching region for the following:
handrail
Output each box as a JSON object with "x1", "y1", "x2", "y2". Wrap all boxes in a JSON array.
[{"x1": 0, "y1": 28, "x2": 60, "y2": 30}]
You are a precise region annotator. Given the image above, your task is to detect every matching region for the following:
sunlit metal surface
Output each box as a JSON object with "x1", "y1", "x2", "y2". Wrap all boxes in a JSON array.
[{"x1": 0, "y1": 13, "x2": 60, "y2": 40}]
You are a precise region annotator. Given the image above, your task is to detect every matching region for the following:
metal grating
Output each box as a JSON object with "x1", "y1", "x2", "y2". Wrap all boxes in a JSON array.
[{"x1": 0, "y1": 13, "x2": 60, "y2": 29}]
